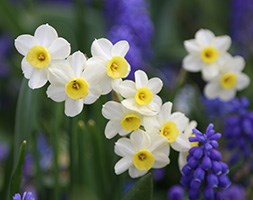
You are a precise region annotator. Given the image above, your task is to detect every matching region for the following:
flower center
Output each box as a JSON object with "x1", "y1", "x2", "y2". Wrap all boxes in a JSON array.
[
  {"x1": 65, "y1": 78, "x2": 89, "y2": 100},
  {"x1": 135, "y1": 88, "x2": 153, "y2": 105},
  {"x1": 106, "y1": 56, "x2": 129, "y2": 79},
  {"x1": 120, "y1": 113, "x2": 141, "y2": 131},
  {"x1": 26, "y1": 46, "x2": 51, "y2": 69},
  {"x1": 200, "y1": 46, "x2": 219, "y2": 64},
  {"x1": 219, "y1": 72, "x2": 237, "y2": 89},
  {"x1": 160, "y1": 121, "x2": 179, "y2": 143},
  {"x1": 133, "y1": 149, "x2": 155, "y2": 171}
]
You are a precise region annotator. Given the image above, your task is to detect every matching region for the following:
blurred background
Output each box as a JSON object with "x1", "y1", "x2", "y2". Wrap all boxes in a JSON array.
[{"x1": 0, "y1": 0, "x2": 253, "y2": 199}]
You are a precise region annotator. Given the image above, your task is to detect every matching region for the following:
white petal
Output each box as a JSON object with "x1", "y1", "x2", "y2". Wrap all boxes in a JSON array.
[
  {"x1": 130, "y1": 130, "x2": 147, "y2": 149},
  {"x1": 91, "y1": 38, "x2": 113, "y2": 59},
  {"x1": 158, "y1": 102, "x2": 173, "y2": 123},
  {"x1": 142, "y1": 116, "x2": 160, "y2": 132},
  {"x1": 146, "y1": 95, "x2": 162, "y2": 116},
  {"x1": 171, "y1": 134, "x2": 191, "y2": 152},
  {"x1": 111, "y1": 40, "x2": 130, "y2": 57},
  {"x1": 236, "y1": 74, "x2": 250, "y2": 90},
  {"x1": 102, "y1": 101, "x2": 124, "y2": 120},
  {"x1": 28, "y1": 68, "x2": 48, "y2": 89},
  {"x1": 99, "y1": 77, "x2": 113, "y2": 95},
  {"x1": 213, "y1": 36, "x2": 231, "y2": 52},
  {"x1": 178, "y1": 152, "x2": 188, "y2": 172},
  {"x1": 114, "y1": 157, "x2": 132, "y2": 175},
  {"x1": 202, "y1": 65, "x2": 219, "y2": 81},
  {"x1": 147, "y1": 77, "x2": 163, "y2": 94},
  {"x1": 129, "y1": 166, "x2": 147, "y2": 178},
  {"x1": 195, "y1": 29, "x2": 215, "y2": 46},
  {"x1": 105, "y1": 120, "x2": 121, "y2": 139},
  {"x1": 34, "y1": 24, "x2": 58, "y2": 47},
  {"x1": 48, "y1": 38, "x2": 71, "y2": 59},
  {"x1": 184, "y1": 39, "x2": 200, "y2": 54},
  {"x1": 183, "y1": 55, "x2": 202, "y2": 72},
  {"x1": 46, "y1": 84, "x2": 66, "y2": 102},
  {"x1": 117, "y1": 80, "x2": 136, "y2": 98},
  {"x1": 227, "y1": 56, "x2": 245, "y2": 72},
  {"x1": 219, "y1": 89, "x2": 236, "y2": 101},
  {"x1": 65, "y1": 98, "x2": 83, "y2": 117},
  {"x1": 204, "y1": 82, "x2": 220, "y2": 99},
  {"x1": 115, "y1": 138, "x2": 134, "y2": 157},
  {"x1": 170, "y1": 112, "x2": 189, "y2": 132},
  {"x1": 152, "y1": 152, "x2": 170, "y2": 168},
  {"x1": 135, "y1": 70, "x2": 149, "y2": 88},
  {"x1": 48, "y1": 62, "x2": 73, "y2": 84},
  {"x1": 148, "y1": 134, "x2": 168, "y2": 152},
  {"x1": 83, "y1": 89, "x2": 100, "y2": 104},
  {"x1": 21, "y1": 57, "x2": 34, "y2": 79},
  {"x1": 15, "y1": 35, "x2": 39, "y2": 56},
  {"x1": 67, "y1": 51, "x2": 86, "y2": 76},
  {"x1": 118, "y1": 129, "x2": 130, "y2": 137}
]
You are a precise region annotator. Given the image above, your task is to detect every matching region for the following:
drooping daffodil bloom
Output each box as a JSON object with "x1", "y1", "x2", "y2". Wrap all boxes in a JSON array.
[
  {"x1": 114, "y1": 130, "x2": 170, "y2": 178},
  {"x1": 143, "y1": 101, "x2": 190, "y2": 152},
  {"x1": 115, "y1": 70, "x2": 163, "y2": 116},
  {"x1": 46, "y1": 51, "x2": 101, "y2": 117},
  {"x1": 102, "y1": 101, "x2": 143, "y2": 139},
  {"x1": 204, "y1": 55, "x2": 250, "y2": 101},
  {"x1": 85, "y1": 38, "x2": 131, "y2": 95},
  {"x1": 183, "y1": 29, "x2": 231, "y2": 81},
  {"x1": 15, "y1": 24, "x2": 71, "y2": 89}
]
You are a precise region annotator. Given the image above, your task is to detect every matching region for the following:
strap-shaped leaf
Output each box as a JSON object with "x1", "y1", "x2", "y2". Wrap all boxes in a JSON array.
[
  {"x1": 8, "y1": 140, "x2": 27, "y2": 200},
  {"x1": 122, "y1": 173, "x2": 153, "y2": 200}
]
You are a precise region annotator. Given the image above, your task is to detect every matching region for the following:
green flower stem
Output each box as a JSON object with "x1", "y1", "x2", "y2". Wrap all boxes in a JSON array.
[
  {"x1": 31, "y1": 130, "x2": 44, "y2": 200},
  {"x1": 51, "y1": 105, "x2": 63, "y2": 200},
  {"x1": 170, "y1": 68, "x2": 187, "y2": 100},
  {"x1": 68, "y1": 117, "x2": 80, "y2": 199}
]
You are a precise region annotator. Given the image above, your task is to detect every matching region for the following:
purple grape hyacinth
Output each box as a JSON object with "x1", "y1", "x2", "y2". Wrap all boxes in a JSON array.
[
  {"x1": 223, "y1": 97, "x2": 253, "y2": 163},
  {"x1": 12, "y1": 192, "x2": 35, "y2": 200},
  {"x1": 180, "y1": 124, "x2": 231, "y2": 200}
]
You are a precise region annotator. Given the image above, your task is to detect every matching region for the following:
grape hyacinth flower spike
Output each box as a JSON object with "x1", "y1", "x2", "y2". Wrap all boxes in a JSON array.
[{"x1": 180, "y1": 124, "x2": 231, "y2": 200}]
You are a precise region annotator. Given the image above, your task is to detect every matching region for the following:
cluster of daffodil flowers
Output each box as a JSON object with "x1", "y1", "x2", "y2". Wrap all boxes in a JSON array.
[
  {"x1": 183, "y1": 29, "x2": 250, "y2": 101},
  {"x1": 14, "y1": 24, "x2": 198, "y2": 179}
]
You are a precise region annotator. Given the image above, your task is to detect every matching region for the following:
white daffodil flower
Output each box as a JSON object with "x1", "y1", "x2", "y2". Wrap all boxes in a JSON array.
[
  {"x1": 114, "y1": 130, "x2": 170, "y2": 178},
  {"x1": 102, "y1": 101, "x2": 143, "y2": 139},
  {"x1": 178, "y1": 121, "x2": 198, "y2": 172},
  {"x1": 15, "y1": 24, "x2": 71, "y2": 89},
  {"x1": 85, "y1": 38, "x2": 130, "y2": 95},
  {"x1": 46, "y1": 51, "x2": 101, "y2": 117},
  {"x1": 116, "y1": 70, "x2": 163, "y2": 116},
  {"x1": 204, "y1": 55, "x2": 250, "y2": 101},
  {"x1": 183, "y1": 29, "x2": 231, "y2": 81},
  {"x1": 143, "y1": 101, "x2": 190, "y2": 152}
]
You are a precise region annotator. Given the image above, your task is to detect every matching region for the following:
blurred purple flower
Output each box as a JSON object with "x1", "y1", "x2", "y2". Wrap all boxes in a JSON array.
[
  {"x1": 231, "y1": 0, "x2": 253, "y2": 56},
  {"x1": 104, "y1": 0, "x2": 154, "y2": 79},
  {"x1": 223, "y1": 97, "x2": 253, "y2": 163},
  {"x1": 0, "y1": 34, "x2": 12, "y2": 77},
  {"x1": 152, "y1": 168, "x2": 165, "y2": 181},
  {"x1": 0, "y1": 142, "x2": 9, "y2": 161},
  {"x1": 37, "y1": 133, "x2": 52, "y2": 170},
  {"x1": 167, "y1": 185, "x2": 185, "y2": 200},
  {"x1": 220, "y1": 184, "x2": 246, "y2": 200},
  {"x1": 202, "y1": 97, "x2": 233, "y2": 119}
]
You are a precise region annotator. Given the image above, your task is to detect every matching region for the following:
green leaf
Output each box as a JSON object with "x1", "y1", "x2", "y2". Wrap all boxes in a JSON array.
[
  {"x1": 122, "y1": 173, "x2": 153, "y2": 200},
  {"x1": 8, "y1": 140, "x2": 27, "y2": 200}
]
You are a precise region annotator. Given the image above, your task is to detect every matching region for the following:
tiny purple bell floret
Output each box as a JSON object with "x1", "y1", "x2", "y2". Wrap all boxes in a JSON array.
[
  {"x1": 12, "y1": 192, "x2": 35, "y2": 200},
  {"x1": 180, "y1": 124, "x2": 231, "y2": 200}
]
